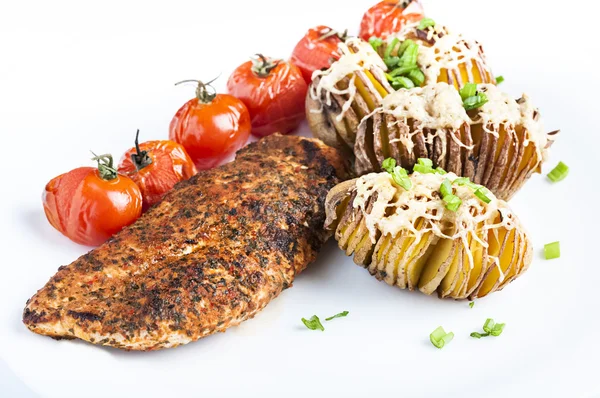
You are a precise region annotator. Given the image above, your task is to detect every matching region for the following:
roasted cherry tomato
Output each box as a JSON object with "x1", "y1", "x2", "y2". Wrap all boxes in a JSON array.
[
  {"x1": 43, "y1": 154, "x2": 142, "y2": 246},
  {"x1": 227, "y1": 55, "x2": 307, "y2": 137},
  {"x1": 359, "y1": 0, "x2": 425, "y2": 41},
  {"x1": 170, "y1": 79, "x2": 251, "y2": 170},
  {"x1": 118, "y1": 130, "x2": 197, "y2": 211},
  {"x1": 291, "y1": 26, "x2": 347, "y2": 84}
]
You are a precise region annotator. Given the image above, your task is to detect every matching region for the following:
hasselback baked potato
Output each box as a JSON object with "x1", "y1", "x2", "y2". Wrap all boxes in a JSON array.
[
  {"x1": 307, "y1": 37, "x2": 394, "y2": 153},
  {"x1": 325, "y1": 166, "x2": 532, "y2": 300},
  {"x1": 355, "y1": 83, "x2": 558, "y2": 200},
  {"x1": 306, "y1": 21, "x2": 494, "y2": 153}
]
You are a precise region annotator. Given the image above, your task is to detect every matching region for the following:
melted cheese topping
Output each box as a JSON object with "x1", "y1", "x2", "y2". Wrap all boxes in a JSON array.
[
  {"x1": 310, "y1": 37, "x2": 387, "y2": 119},
  {"x1": 381, "y1": 83, "x2": 469, "y2": 130},
  {"x1": 475, "y1": 84, "x2": 551, "y2": 157},
  {"x1": 373, "y1": 82, "x2": 552, "y2": 159},
  {"x1": 379, "y1": 82, "x2": 470, "y2": 155},
  {"x1": 352, "y1": 171, "x2": 519, "y2": 269},
  {"x1": 390, "y1": 23, "x2": 491, "y2": 85}
]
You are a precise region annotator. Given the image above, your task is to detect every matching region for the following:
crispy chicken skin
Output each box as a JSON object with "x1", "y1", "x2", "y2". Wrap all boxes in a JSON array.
[{"x1": 23, "y1": 135, "x2": 348, "y2": 350}]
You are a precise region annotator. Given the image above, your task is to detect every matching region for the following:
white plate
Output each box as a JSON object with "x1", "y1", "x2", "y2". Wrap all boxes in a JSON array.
[{"x1": 1, "y1": 0, "x2": 598, "y2": 397}]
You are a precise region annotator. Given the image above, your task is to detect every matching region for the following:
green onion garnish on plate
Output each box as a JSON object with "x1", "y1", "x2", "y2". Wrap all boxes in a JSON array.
[
  {"x1": 547, "y1": 161, "x2": 569, "y2": 182},
  {"x1": 471, "y1": 318, "x2": 506, "y2": 338},
  {"x1": 325, "y1": 311, "x2": 349, "y2": 321},
  {"x1": 301, "y1": 315, "x2": 324, "y2": 331},
  {"x1": 544, "y1": 241, "x2": 560, "y2": 260},
  {"x1": 430, "y1": 326, "x2": 454, "y2": 349}
]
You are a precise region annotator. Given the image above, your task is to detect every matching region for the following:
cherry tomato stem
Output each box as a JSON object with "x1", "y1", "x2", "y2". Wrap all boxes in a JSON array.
[{"x1": 170, "y1": 81, "x2": 251, "y2": 170}]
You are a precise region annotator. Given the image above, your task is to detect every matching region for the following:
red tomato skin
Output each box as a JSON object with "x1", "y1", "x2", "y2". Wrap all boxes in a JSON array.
[
  {"x1": 118, "y1": 140, "x2": 197, "y2": 211},
  {"x1": 291, "y1": 25, "x2": 342, "y2": 84},
  {"x1": 43, "y1": 168, "x2": 142, "y2": 246},
  {"x1": 227, "y1": 60, "x2": 308, "y2": 138},
  {"x1": 359, "y1": 0, "x2": 425, "y2": 41},
  {"x1": 169, "y1": 94, "x2": 251, "y2": 170}
]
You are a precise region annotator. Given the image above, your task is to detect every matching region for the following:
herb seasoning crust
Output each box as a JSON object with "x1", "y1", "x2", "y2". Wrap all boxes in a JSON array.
[{"x1": 23, "y1": 135, "x2": 348, "y2": 350}]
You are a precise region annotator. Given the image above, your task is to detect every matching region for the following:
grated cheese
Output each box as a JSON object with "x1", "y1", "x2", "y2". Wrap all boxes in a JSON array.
[
  {"x1": 474, "y1": 84, "x2": 552, "y2": 160},
  {"x1": 390, "y1": 23, "x2": 492, "y2": 86},
  {"x1": 310, "y1": 37, "x2": 387, "y2": 120},
  {"x1": 381, "y1": 82, "x2": 470, "y2": 129},
  {"x1": 352, "y1": 171, "x2": 519, "y2": 270},
  {"x1": 370, "y1": 82, "x2": 552, "y2": 161}
]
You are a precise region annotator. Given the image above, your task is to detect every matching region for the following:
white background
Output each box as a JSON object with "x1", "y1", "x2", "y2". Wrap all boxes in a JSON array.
[{"x1": 1, "y1": 0, "x2": 599, "y2": 397}]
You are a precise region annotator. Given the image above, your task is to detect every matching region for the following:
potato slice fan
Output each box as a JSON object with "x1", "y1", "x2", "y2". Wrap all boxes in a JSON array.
[
  {"x1": 306, "y1": 37, "x2": 394, "y2": 154},
  {"x1": 324, "y1": 171, "x2": 533, "y2": 300},
  {"x1": 355, "y1": 83, "x2": 557, "y2": 200}
]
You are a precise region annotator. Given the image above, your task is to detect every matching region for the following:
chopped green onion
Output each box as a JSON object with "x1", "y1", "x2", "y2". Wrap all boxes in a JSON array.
[
  {"x1": 382, "y1": 157, "x2": 397, "y2": 173},
  {"x1": 388, "y1": 65, "x2": 419, "y2": 77},
  {"x1": 463, "y1": 92, "x2": 489, "y2": 110},
  {"x1": 413, "y1": 158, "x2": 434, "y2": 173},
  {"x1": 399, "y1": 43, "x2": 419, "y2": 67},
  {"x1": 440, "y1": 178, "x2": 453, "y2": 197},
  {"x1": 495, "y1": 75, "x2": 504, "y2": 84},
  {"x1": 452, "y1": 177, "x2": 470, "y2": 186},
  {"x1": 483, "y1": 318, "x2": 495, "y2": 334},
  {"x1": 391, "y1": 166, "x2": 412, "y2": 190},
  {"x1": 325, "y1": 311, "x2": 349, "y2": 321},
  {"x1": 547, "y1": 161, "x2": 569, "y2": 182},
  {"x1": 384, "y1": 37, "x2": 400, "y2": 58},
  {"x1": 443, "y1": 194, "x2": 462, "y2": 212},
  {"x1": 301, "y1": 315, "x2": 324, "y2": 331},
  {"x1": 470, "y1": 332, "x2": 488, "y2": 339},
  {"x1": 471, "y1": 318, "x2": 505, "y2": 339},
  {"x1": 418, "y1": 158, "x2": 433, "y2": 167},
  {"x1": 383, "y1": 158, "x2": 411, "y2": 190},
  {"x1": 430, "y1": 326, "x2": 454, "y2": 349},
  {"x1": 391, "y1": 76, "x2": 415, "y2": 90},
  {"x1": 434, "y1": 167, "x2": 447, "y2": 175},
  {"x1": 418, "y1": 18, "x2": 436, "y2": 30},
  {"x1": 459, "y1": 83, "x2": 477, "y2": 100},
  {"x1": 453, "y1": 177, "x2": 480, "y2": 190},
  {"x1": 407, "y1": 68, "x2": 425, "y2": 86},
  {"x1": 369, "y1": 36, "x2": 384, "y2": 52},
  {"x1": 544, "y1": 241, "x2": 560, "y2": 260},
  {"x1": 490, "y1": 323, "x2": 505, "y2": 337},
  {"x1": 474, "y1": 187, "x2": 492, "y2": 204},
  {"x1": 413, "y1": 164, "x2": 433, "y2": 174},
  {"x1": 396, "y1": 39, "x2": 415, "y2": 57},
  {"x1": 469, "y1": 301, "x2": 475, "y2": 308},
  {"x1": 385, "y1": 56, "x2": 400, "y2": 69}
]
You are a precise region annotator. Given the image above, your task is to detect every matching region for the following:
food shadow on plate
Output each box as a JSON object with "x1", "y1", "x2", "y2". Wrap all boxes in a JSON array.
[
  {"x1": 299, "y1": 240, "x2": 462, "y2": 307},
  {"x1": 18, "y1": 208, "x2": 85, "y2": 250}
]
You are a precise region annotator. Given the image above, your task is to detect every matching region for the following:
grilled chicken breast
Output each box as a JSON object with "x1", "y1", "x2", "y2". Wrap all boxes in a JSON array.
[{"x1": 23, "y1": 135, "x2": 348, "y2": 350}]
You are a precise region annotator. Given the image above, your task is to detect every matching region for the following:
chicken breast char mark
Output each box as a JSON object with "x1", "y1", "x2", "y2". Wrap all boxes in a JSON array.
[{"x1": 23, "y1": 135, "x2": 349, "y2": 350}]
